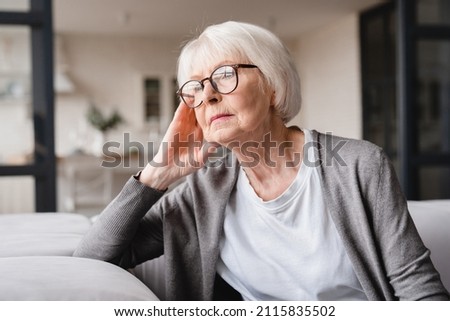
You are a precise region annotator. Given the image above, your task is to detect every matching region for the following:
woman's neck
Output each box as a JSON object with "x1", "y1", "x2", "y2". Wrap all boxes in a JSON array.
[{"x1": 230, "y1": 123, "x2": 305, "y2": 201}]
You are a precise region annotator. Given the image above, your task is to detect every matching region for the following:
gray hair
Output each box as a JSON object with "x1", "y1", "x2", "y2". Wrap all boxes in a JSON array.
[{"x1": 177, "y1": 21, "x2": 301, "y2": 123}]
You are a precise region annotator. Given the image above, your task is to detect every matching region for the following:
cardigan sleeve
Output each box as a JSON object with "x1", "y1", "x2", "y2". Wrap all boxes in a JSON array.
[
  {"x1": 373, "y1": 151, "x2": 449, "y2": 300},
  {"x1": 73, "y1": 175, "x2": 168, "y2": 269}
]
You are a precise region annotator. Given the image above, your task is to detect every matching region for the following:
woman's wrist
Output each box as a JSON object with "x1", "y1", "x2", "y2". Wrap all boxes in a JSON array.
[{"x1": 137, "y1": 164, "x2": 173, "y2": 191}]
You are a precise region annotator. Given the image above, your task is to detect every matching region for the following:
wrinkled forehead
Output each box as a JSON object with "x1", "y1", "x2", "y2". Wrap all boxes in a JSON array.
[{"x1": 177, "y1": 38, "x2": 247, "y2": 85}]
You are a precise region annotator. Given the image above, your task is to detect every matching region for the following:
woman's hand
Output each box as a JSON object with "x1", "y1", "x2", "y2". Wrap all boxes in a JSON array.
[{"x1": 139, "y1": 102, "x2": 213, "y2": 190}]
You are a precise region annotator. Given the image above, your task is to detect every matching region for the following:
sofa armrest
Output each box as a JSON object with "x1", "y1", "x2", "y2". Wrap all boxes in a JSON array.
[
  {"x1": 0, "y1": 256, "x2": 159, "y2": 300},
  {"x1": 408, "y1": 200, "x2": 450, "y2": 292}
]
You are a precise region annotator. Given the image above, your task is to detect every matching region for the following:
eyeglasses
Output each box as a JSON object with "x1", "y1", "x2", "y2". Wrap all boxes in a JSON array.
[{"x1": 177, "y1": 64, "x2": 258, "y2": 108}]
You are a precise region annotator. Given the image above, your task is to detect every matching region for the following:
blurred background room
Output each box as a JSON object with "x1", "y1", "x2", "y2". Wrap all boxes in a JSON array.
[{"x1": 0, "y1": 0, "x2": 449, "y2": 216}]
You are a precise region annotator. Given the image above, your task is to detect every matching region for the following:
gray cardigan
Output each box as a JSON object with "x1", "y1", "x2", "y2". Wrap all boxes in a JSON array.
[{"x1": 74, "y1": 130, "x2": 449, "y2": 300}]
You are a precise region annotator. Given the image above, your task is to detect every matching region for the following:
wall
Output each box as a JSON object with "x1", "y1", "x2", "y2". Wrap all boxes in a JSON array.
[{"x1": 291, "y1": 14, "x2": 362, "y2": 139}]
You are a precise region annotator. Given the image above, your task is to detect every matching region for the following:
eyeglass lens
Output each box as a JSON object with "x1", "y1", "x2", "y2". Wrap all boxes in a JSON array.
[{"x1": 180, "y1": 65, "x2": 238, "y2": 108}]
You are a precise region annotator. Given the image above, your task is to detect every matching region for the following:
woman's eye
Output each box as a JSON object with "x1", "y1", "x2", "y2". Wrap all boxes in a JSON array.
[
  {"x1": 222, "y1": 68, "x2": 234, "y2": 79},
  {"x1": 215, "y1": 70, "x2": 234, "y2": 80},
  {"x1": 184, "y1": 83, "x2": 202, "y2": 93},
  {"x1": 223, "y1": 70, "x2": 234, "y2": 79},
  {"x1": 193, "y1": 85, "x2": 203, "y2": 93}
]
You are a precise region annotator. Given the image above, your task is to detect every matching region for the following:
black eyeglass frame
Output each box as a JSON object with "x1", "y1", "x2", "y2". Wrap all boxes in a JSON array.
[{"x1": 177, "y1": 63, "x2": 258, "y2": 108}]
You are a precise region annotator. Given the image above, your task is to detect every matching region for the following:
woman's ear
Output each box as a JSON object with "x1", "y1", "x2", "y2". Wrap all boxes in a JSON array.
[{"x1": 270, "y1": 91, "x2": 276, "y2": 107}]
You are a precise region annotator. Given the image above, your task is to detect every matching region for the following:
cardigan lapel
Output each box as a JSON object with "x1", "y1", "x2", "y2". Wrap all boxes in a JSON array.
[{"x1": 190, "y1": 151, "x2": 240, "y2": 299}]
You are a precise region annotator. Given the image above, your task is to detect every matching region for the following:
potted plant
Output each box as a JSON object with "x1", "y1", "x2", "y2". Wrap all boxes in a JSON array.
[{"x1": 86, "y1": 105, "x2": 123, "y2": 156}]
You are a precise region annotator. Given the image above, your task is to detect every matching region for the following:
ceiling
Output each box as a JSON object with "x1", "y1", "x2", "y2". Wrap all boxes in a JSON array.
[{"x1": 53, "y1": 0, "x2": 384, "y2": 40}]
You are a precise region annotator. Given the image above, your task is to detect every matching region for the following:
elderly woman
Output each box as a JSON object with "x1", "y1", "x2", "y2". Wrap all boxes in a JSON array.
[{"x1": 74, "y1": 21, "x2": 448, "y2": 301}]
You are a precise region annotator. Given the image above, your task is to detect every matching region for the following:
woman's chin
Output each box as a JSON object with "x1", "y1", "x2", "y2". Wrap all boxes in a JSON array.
[{"x1": 205, "y1": 128, "x2": 239, "y2": 147}]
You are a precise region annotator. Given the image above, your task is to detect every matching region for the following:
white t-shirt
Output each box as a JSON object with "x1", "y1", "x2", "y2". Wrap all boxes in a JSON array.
[{"x1": 216, "y1": 129, "x2": 367, "y2": 300}]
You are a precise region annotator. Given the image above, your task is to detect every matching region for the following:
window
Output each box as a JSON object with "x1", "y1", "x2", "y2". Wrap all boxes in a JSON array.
[
  {"x1": 144, "y1": 78, "x2": 161, "y2": 121},
  {"x1": 0, "y1": 0, "x2": 56, "y2": 212},
  {"x1": 140, "y1": 74, "x2": 177, "y2": 137},
  {"x1": 360, "y1": 0, "x2": 450, "y2": 200},
  {"x1": 0, "y1": 26, "x2": 34, "y2": 166}
]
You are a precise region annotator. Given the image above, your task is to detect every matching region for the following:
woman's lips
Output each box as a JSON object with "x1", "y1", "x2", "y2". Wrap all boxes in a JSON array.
[{"x1": 210, "y1": 114, "x2": 233, "y2": 124}]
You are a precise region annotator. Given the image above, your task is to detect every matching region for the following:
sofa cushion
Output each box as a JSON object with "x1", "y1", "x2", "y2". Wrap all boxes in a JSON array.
[
  {"x1": 0, "y1": 213, "x2": 91, "y2": 257},
  {"x1": 0, "y1": 256, "x2": 159, "y2": 300}
]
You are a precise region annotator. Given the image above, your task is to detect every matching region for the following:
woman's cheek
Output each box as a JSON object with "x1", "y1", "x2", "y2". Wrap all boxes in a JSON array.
[{"x1": 194, "y1": 110, "x2": 207, "y2": 129}]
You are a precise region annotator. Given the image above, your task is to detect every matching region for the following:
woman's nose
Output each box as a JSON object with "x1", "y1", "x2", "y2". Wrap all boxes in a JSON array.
[{"x1": 202, "y1": 81, "x2": 221, "y2": 105}]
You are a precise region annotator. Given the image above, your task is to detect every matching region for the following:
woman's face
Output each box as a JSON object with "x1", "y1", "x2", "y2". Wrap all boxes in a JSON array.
[{"x1": 190, "y1": 60, "x2": 273, "y2": 146}]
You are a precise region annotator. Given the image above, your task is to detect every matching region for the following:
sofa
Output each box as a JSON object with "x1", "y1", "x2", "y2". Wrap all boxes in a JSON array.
[{"x1": 0, "y1": 200, "x2": 449, "y2": 300}]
